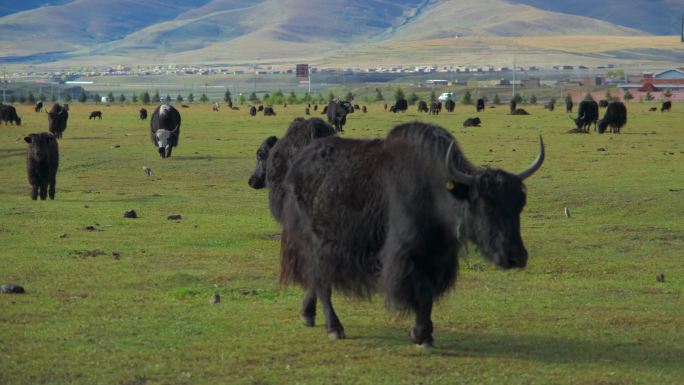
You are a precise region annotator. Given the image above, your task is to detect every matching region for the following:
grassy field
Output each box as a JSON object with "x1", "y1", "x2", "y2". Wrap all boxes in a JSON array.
[{"x1": 1, "y1": 101, "x2": 683, "y2": 385}]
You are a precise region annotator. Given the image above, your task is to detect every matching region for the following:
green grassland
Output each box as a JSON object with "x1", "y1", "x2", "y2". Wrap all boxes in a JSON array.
[{"x1": 1, "y1": 101, "x2": 683, "y2": 385}]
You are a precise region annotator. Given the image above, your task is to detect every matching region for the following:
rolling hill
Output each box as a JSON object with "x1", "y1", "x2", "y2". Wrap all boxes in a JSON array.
[{"x1": 0, "y1": 0, "x2": 680, "y2": 67}]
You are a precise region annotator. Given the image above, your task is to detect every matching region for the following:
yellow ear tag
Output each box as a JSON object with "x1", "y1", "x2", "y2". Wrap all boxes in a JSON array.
[{"x1": 446, "y1": 181, "x2": 455, "y2": 190}]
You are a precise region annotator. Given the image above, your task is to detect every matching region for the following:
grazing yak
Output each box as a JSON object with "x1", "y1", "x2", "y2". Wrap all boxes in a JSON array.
[
  {"x1": 445, "y1": 99, "x2": 455, "y2": 112},
  {"x1": 476, "y1": 98, "x2": 485, "y2": 112},
  {"x1": 249, "y1": 106, "x2": 257, "y2": 116},
  {"x1": 326, "y1": 100, "x2": 352, "y2": 132},
  {"x1": 24, "y1": 132, "x2": 59, "y2": 200},
  {"x1": 571, "y1": 100, "x2": 599, "y2": 132},
  {"x1": 361, "y1": 105, "x2": 367, "y2": 113},
  {"x1": 463, "y1": 117, "x2": 482, "y2": 127},
  {"x1": 599, "y1": 99, "x2": 609, "y2": 108},
  {"x1": 248, "y1": 117, "x2": 336, "y2": 221},
  {"x1": 258, "y1": 105, "x2": 264, "y2": 112},
  {"x1": 649, "y1": 107, "x2": 657, "y2": 112},
  {"x1": 597, "y1": 101, "x2": 627, "y2": 134},
  {"x1": 139, "y1": 108, "x2": 148, "y2": 120},
  {"x1": 279, "y1": 122, "x2": 544, "y2": 346},
  {"x1": 417, "y1": 101, "x2": 429, "y2": 113},
  {"x1": 430, "y1": 101, "x2": 441, "y2": 115},
  {"x1": 0, "y1": 104, "x2": 21, "y2": 125},
  {"x1": 509, "y1": 99, "x2": 517, "y2": 113},
  {"x1": 150, "y1": 104, "x2": 181, "y2": 158},
  {"x1": 544, "y1": 102, "x2": 555, "y2": 112},
  {"x1": 47, "y1": 104, "x2": 68, "y2": 138},
  {"x1": 264, "y1": 106, "x2": 277, "y2": 116},
  {"x1": 35, "y1": 101, "x2": 43, "y2": 112},
  {"x1": 390, "y1": 99, "x2": 408, "y2": 113},
  {"x1": 212, "y1": 103, "x2": 220, "y2": 111},
  {"x1": 661, "y1": 100, "x2": 672, "y2": 112},
  {"x1": 89, "y1": 111, "x2": 102, "y2": 120}
]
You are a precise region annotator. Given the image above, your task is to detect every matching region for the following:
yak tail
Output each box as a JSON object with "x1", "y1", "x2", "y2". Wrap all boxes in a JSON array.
[{"x1": 279, "y1": 229, "x2": 307, "y2": 287}]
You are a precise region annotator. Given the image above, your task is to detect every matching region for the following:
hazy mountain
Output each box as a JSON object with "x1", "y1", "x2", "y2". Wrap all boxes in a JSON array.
[
  {"x1": 0, "y1": 0, "x2": 677, "y2": 65},
  {"x1": 511, "y1": 0, "x2": 684, "y2": 35}
]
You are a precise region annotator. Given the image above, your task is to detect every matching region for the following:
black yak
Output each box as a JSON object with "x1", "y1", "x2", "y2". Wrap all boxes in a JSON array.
[
  {"x1": 139, "y1": 108, "x2": 148, "y2": 120},
  {"x1": 248, "y1": 118, "x2": 336, "y2": 221},
  {"x1": 544, "y1": 102, "x2": 555, "y2": 112},
  {"x1": 463, "y1": 117, "x2": 481, "y2": 127},
  {"x1": 509, "y1": 99, "x2": 517, "y2": 113},
  {"x1": 445, "y1": 99, "x2": 455, "y2": 112},
  {"x1": 150, "y1": 104, "x2": 180, "y2": 158},
  {"x1": 430, "y1": 101, "x2": 441, "y2": 115},
  {"x1": 511, "y1": 108, "x2": 530, "y2": 115},
  {"x1": 314, "y1": 104, "x2": 318, "y2": 112},
  {"x1": 661, "y1": 100, "x2": 672, "y2": 112},
  {"x1": 264, "y1": 106, "x2": 277, "y2": 116},
  {"x1": 417, "y1": 101, "x2": 429, "y2": 113},
  {"x1": 35, "y1": 101, "x2": 43, "y2": 112},
  {"x1": 599, "y1": 99, "x2": 609, "y2": 108},
  {"x1": 326, "y1": 100, "x2": 351, "y2": 132},
  {"x1": 305, "y1": 107, "x2": 310, "y2": 115},
  {"x1": 249, "y1": 106, "x2": 257, "y2": 116},
  {"x1": 89, "y1": 111, "x2": 102, "y2": 120},
  {"x1": 392, "y1": 99, "x2": 408, "y2": 113},
  {"x1": 571, "y1": 100, "x2": 599, "y2": 132},
  {"x1": 0, "y1": 104, "x2": 21, "y2": 125},
  {"x1": 24, "y1": 132, "x2": 59, "y2": 200},
  {"x1": 258, "y1": 105, "x2": 264, "y2": 112},
  {"x1": 361, "y1": 105, "x2": 367, "y2": 113},
  {"x1": 47, "y1": 104, "x2": 68, "y2": 138},
  {"x1": 566, "y1": 98, "x2": 573, "y2": 113},
  {"x1": 279, "y1": 122, "x2": 544, "y2": 346},
  {"x1": 597, "y1": 101, "x2": 627, "y2": 134},
  {"x1": 476, "y1": 98, "x2": 485, "y2": 112}
]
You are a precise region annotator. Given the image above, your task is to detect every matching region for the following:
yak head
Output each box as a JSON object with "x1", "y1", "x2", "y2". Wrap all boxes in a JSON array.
[
  {"x1": 24, "y1": 133, "x2": 54, "y2": 159},
  {"x1": 446, "y1": 136, "x2": 544, "y2": 269},
  {"x1": 248, "y1": 135, "x2": 278, "y2": 189},
  {"x1": 569, "y1": 115, "x2": 583, "y2": 129},
  {"x1": 155, "y1": 125, "x2": 179, "y2": 158},
  {"x1": 15, "y1": 116, "x2": 21, "y2": 126}
]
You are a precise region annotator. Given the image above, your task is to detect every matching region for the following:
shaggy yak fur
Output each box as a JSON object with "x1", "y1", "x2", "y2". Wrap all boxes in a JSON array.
[
  {"x1": 391, "y1": 99, "x2": 408, "y2": 113},
  {"x1": 0, "y1": 105, "x2": 21, "y2": 125},
  {"x1": 278, "y1": 122, "x2": 544, "y2": 346},
  {"x1": 571, "y1": 100, "x2": 599, "y2": 132},
  {"x1": 444, "y1": 99, "x2": 456, "y2": 112},
  {"x1": 47, "y1": 104, "x2": 68, "y2": 138},
  {"x1": 476, "y1": 98, "x2": 485, "y2": 112},
  {"x1": 597, "y1": 101, "x2": 627, "y2": 134},
  {"x1": 150, "y1": 104, "x2": 181, "y2": 158},
  {"x1": 25, "y1": 132, "x2": 59, "y2": 200},
  {"x1": 248, "y1": 117, "x2": 336, "y2": 222},
  {"x1": 139, "y1": 108, "x2": 148, "y2": 120}
]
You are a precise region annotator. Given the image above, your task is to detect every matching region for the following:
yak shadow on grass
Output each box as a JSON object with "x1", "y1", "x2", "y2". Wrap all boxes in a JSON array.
[{"x1": 395, "y1": 331, "x2": 684, "y2": 368}]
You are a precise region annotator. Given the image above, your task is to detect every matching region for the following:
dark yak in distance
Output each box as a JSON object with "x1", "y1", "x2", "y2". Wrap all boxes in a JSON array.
[
  {"x1": 47, "y1": 104, "x2": 68, "y2": 138},
  {"x1": 597, "y1": 101, "x2": 627, "y2": 134},
  {"x1": 599, "y1": 99, "x2": 609, "y2": 108},
  {"x1": 35, "y1": 101, "x2": 43, "y2": 112},
  {"x1": 0, "y1": 104, "x2": 21, "y2": 125},
  {"x1": 417, "y1": 101, "x2": 429, "y2": 113},
  {"x1": 566, "y1": 97, "x2": 573, "y2": 113},
  {"x1": 326, "y1": 100, "x2": 351, "y2": 132},
  {"x1": 390, "y1": 99, "x2": 408, "y2": 113},
  {"x1": 249, "y1": 106, "x2": 257, "y2": 116},
  {"x1": 24, "y1": 132, "x2": 59, "y2": 200},
  {"x1": 661, "y1": 100, "x2": 672, "y2": 112},
  {"x1": 463, "y1": 117, "x2": 481, "y2": 127},
  {"x1": 571, "y1": 100, "x2": 599, "y2": 132},
  {"x1": 248, "y1": 117, "x2": 336, "y2": 221},
  {"x1": 89, "y1": 111, "x2": 102, "y2": 120},
  {"x1": 264, "y1": 106, "x2": 277, "y2": 116},
  {"x1": 139, "y1": 108, "x2": 148, "y2": 120},
  {"x1": 430, "y1": 101, "x2": 441, "y2": 115},
  {"x1": 279, "y1": 122, "x2": 544, "y2": 346},
  {"x1": 509, "y1": 99, "x2": 517, "y2": 113},
  {"x1": 150, "y1": 104, "x2": 181, "y2": 158},
  {"x1": 445, "y1": 99, "x2": 456, "y2": 112},
  {"x1": 476, "y1": 98, "x2": 485, "y2": 112}
]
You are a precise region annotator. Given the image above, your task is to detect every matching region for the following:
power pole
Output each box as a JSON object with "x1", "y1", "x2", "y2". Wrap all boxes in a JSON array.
[
  {"x1": 512, "y1": 56, "x2": 516, "y2": 99},
  {"x1": 2, "y1": 67, "x2": 5, "y2": 104}
]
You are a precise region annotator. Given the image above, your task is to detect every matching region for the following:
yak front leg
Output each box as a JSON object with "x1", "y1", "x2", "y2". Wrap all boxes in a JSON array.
[
  {"x1": 300, "y1": 288, "x2": 317, "y2": 327},
  {"x1": 316, "y1": 285, "x2": 345, "y2": 340}
]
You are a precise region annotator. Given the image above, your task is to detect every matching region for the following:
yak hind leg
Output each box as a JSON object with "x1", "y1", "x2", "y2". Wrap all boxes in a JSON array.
[
  {"x1": 316, "y1": 286, "x2": 345, "y2": 340},
  {"x1": 408, "y1": 271, "x2": 434, "y2": 348},
  {"x1": 39, "y1": 183, "x2": 48, "y2": 200},
  {"x1": 30, "y1": 185, "x2": 39, "y2": 200},
  {"x1": 300, "y1": 288, "x2": 317, "y2": 327},
  {"x1": 48, "y1": 178, "x2": 56, "y2": 200}
]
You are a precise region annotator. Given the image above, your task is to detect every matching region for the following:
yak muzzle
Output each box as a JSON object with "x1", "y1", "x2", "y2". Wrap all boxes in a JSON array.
[{"x1": 248, "y1": 175, "x2": 265, "y2": 189}]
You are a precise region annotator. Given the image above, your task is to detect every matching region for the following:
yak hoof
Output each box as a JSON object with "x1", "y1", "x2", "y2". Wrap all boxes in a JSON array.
[
  {"x1": 416, "y1": 340, "x2": 434, "y2": 348},
  {"x1": 410, "y1": 328, "x2": 434, "y2": 347},
  {"x1": 300, "y1": 314, "x2": 315, "y2": 327},
  {"x1": 327, "y1": 328, "x2": 346, "y2": 340}
]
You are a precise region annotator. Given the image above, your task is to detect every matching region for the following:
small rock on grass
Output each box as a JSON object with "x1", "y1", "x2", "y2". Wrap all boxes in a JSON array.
[
  {"x1": 656, "y1": 274, "x2": 665, "y2": 282},
  {"x1": 1, "y1": 284, "x2": 25, "y2": 294}
]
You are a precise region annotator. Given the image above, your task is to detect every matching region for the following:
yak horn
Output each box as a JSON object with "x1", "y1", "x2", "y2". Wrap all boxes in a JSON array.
[
  {"x1": 445, "y1": 140, "x2": 474, "y2": 186},
  {"x1": 517, "y1": 135, "x2": 545, "y2": 180}
]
